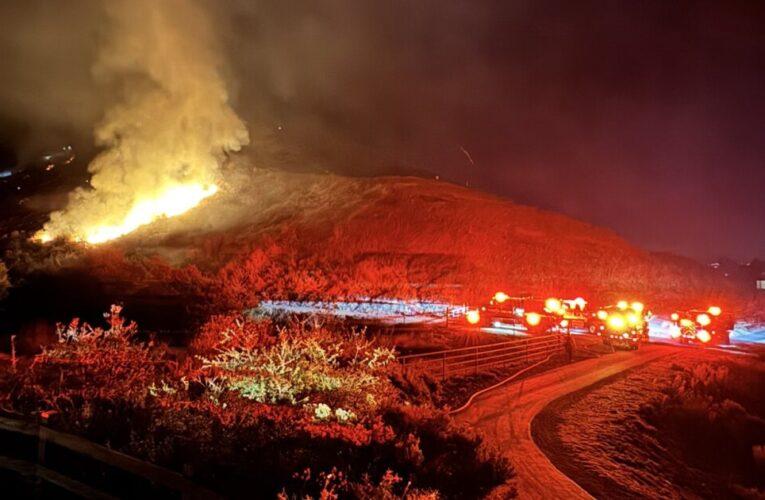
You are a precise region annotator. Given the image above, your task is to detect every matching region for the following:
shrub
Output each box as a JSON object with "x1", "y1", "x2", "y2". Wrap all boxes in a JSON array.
[
  {"x1": 197, "y1": 317, "x2": 397, "y2": 417},
  {"x1": 1, "y1": 308, "x2": 512, "y2": 498}
]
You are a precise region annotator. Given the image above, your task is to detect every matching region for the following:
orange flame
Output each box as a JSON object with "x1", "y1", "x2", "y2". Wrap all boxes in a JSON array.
[{"x1": 36, "y1": 183, "x2": 218, "y2": 244}]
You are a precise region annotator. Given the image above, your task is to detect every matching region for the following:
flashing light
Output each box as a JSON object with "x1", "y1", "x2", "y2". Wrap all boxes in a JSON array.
[
  {"x1": 696, "y1": 313, "x2": 711, "y2": 326},
  {"x1": 708, "y1": 306, "x2": 722, "y2": 316},
  {"x1": 627, "y1": 313, "x2": 639, "y2": 325},
  {"x1": 574, "y1": 297, "x2": 587, "y2": 309},
  {"x1": 597, "y1": 310, "x2": 608, "y2": 320},
  {"x1": 607, "y1": 314, "x2": 626, "y2": 330},
  {"x1": 671, "y1": 312, "x2": 679, "y2": 321},
  {"x1": 526, "y1": 312, "x2": 542, "y2": 326},
  {"x1": 622, "y1": 332, "x2": 630, "y2": 339},
  {"x1": 560, "y1": 319, "x2": 569, "y2": 328},
  {"x1": 466, "y1": 310, "x2": 481, "y2": 325},
  {"x1": 631, "y1": 302, "x2": 644, "y2": 313},
  {"x1": 545, "y1": 298, "x2": 561, "y2": 313},
  {"x1": 680, "y1": 318, "x2": 694, "y2": 327},
  {"x1": 669, "y1": 326, "x2": 682, "y2": 339},
  {"x1": 494, "y1": 292, "x2": 509, "y2": 303},
  {"x1": 617, "y1": 300, "x2": 628, "y2": 310},
  {"x1": 696, "y1": 329, "x2": 712, "y2": 343}
]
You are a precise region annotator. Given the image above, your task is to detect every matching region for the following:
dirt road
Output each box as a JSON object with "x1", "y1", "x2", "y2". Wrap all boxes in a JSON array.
[{"x1": 454, "y1": 342, "x2": 681, "y2": 499}]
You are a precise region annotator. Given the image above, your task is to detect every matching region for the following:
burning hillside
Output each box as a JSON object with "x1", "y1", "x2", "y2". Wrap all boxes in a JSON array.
[
  {"x1": 35, "y1": 0, "x2": 248, "y2": 245},
  {"x1": 22, "y1": 165, "x2": 733, "y2": 319}
]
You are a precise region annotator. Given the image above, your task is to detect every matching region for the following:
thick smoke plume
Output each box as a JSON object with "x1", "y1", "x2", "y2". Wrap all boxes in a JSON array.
[{"x1": 39, "y1": 0, "x2": 249, "y2": 242}]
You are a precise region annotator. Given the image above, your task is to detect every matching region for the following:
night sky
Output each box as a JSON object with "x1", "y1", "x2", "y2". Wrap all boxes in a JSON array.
[{"x1": 1, "y1": 0, "x2": 764, "y2": 261}]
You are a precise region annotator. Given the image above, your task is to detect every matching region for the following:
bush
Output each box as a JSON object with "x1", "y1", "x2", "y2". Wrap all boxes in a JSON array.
[
  {"x1": 195, "y1": 316, "x2": 396, "y2": 414},
  {"x1": 0, "y1": 308, "x2": 513, "y2": 498}
]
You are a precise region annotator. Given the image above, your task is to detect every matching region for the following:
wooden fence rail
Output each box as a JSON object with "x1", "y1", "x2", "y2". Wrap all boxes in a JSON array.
[
  {"x1": 399, "y1": 334, "x2": 565, "y2": 379},
  {"x1": 0, "y1": 415, "x2": 220, "y2": 499}
]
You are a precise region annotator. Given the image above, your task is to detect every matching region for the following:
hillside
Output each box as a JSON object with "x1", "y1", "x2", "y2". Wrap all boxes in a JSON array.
[
  {"x1": 95, "y1": 165, "x2": 733, "y2": 310},
  {"x1": 0, "y1": 164, "x2": 744, "y2": 337}
]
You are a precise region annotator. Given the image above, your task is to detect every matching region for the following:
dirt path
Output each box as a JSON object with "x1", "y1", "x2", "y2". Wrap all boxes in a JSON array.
[{"x1": 454, "y1": 342, "x2": 681, "y2": 499}]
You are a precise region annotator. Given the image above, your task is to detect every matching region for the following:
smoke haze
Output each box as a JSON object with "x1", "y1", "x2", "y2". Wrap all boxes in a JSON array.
[
  {"x1": 1, "y1": 0, "x2": 764, "y2": 258},
  {"x1": 34, "y1": 0, "x2": 248, "y2": 241}
]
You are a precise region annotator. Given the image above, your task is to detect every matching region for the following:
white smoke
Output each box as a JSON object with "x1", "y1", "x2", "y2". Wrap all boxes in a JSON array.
[{"x1": 39, "y1": 0, "x2": 249, "y2": 242}]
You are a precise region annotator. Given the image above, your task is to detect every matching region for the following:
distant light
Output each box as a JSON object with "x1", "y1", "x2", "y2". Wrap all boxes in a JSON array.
[
  {"x1": 597, "y1": 310, "x2": 608, "y2": 320},
  {"x1": 627, "y1": 313, "x2": 639, "y2": 325},
  {"x1": 696, "y1": 313, "x2": 711, "y2": 326},
  {"x1": 560, "y1": 319, "x2": 569, "y2": 328},
  {"x1": 494, "y1": 292, "x2": 509, "y2": 303},
  {"x1": 617, "y1": 300, "x2": 629, "y2": 310},
  {"x1": 526, "y1": 312, "x2": 542, "y2": 326},
  {"x1": 545, "y1": 298, "x2": 561, "y2": 313},
  {"x1": 708, "y1": 306, "x2": 722, "y2": 316},
  {"x1": 671, "y1": 313, "x2": 679, "y2": 321},
  {"x1": 466, "y1": 309, "x2": 481, "y2": 325},
  {"x1": 696, "y1": 329, "x2": 712, "y2": 343},
  {"x1": 607, "y1": 314, "x2": 626, "y2": 330}
]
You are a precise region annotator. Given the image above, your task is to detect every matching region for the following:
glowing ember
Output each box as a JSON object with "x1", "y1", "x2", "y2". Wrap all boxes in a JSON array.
[{"x1": 37, "y1": 183, "x2": 218, "y2": 244}]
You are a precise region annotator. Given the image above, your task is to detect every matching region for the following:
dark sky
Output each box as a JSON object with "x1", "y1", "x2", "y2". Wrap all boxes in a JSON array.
[{"x1": 1, "y1": 0, "x2": 764, "y2": 261}]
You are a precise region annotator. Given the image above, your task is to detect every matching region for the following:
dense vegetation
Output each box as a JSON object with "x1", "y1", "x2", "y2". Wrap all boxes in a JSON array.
[
  {"x1": 0, "y1": 306, "x2": 512, "y2": 498},
  {"x1": 1, "y1": 172, "x2": 744, "y2": 336}
]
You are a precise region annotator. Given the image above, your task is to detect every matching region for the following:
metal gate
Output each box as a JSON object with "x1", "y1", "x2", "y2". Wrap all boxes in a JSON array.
[{"x1": 399, "y1": 334, "x2": 564, "y2": 379}]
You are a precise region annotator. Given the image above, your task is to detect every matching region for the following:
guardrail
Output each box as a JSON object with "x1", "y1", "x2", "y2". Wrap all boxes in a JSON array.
[
  {"x1": 399, "y1": 334, "x2": 565, "y2": 379},
  {"x1": 0, "y1": 415, "x2": 220, "y2": 499}
]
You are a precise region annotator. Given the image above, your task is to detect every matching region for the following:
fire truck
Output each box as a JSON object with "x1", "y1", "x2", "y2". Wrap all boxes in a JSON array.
[
  {"x1": 669, "y1": 306, "x2": 733, "y2": 345},
  {"x1": 464, "y1": 293, "x2": 583, "y2": 334},
  {"x1": 592, "y1": 300, "x2": 648, "y2": 350}
]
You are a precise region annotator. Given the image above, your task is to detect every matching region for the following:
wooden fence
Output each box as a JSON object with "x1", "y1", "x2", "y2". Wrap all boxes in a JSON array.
[
  {"x1": 399, "y1": 334, "x2": 565, "y2": 379},
  {"x1": 0, "y1": 415, "x2": 220, "y2": 499}
]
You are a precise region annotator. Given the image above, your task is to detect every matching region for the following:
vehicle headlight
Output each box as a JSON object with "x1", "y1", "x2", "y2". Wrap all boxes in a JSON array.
[
  {"x1": 526, "y1": 312, "x2": 542, "y2": 326},
  {"x1": 466, "y1": 310, "x2": 481, "y2": 324},
  {"x1": 545, "y1": 298, "x2": 561, "y2": 314},
  {"x1": 627, "y1": 313, "x2": 639, "y2": 325},
  {"x1": 597, "y1": 310, "x2": 608, "y2": 320},
  {"x1": 696, "y1": 313, "x2": 711, "y2": 326},
  {"x1": 607, "y1": 314, "x2": 626, "y2": 330},
  {"x1": 696, "y1": 329, "x2": 712, "y2": 343}
]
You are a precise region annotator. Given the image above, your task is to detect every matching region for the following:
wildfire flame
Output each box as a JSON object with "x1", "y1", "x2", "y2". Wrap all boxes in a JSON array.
[
  {"x1": 36, "y1": 183, "x2": 218, "y2": 244},
  {"x1": 35, "y1": 0, "x2": 248, "y2": 245}
]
